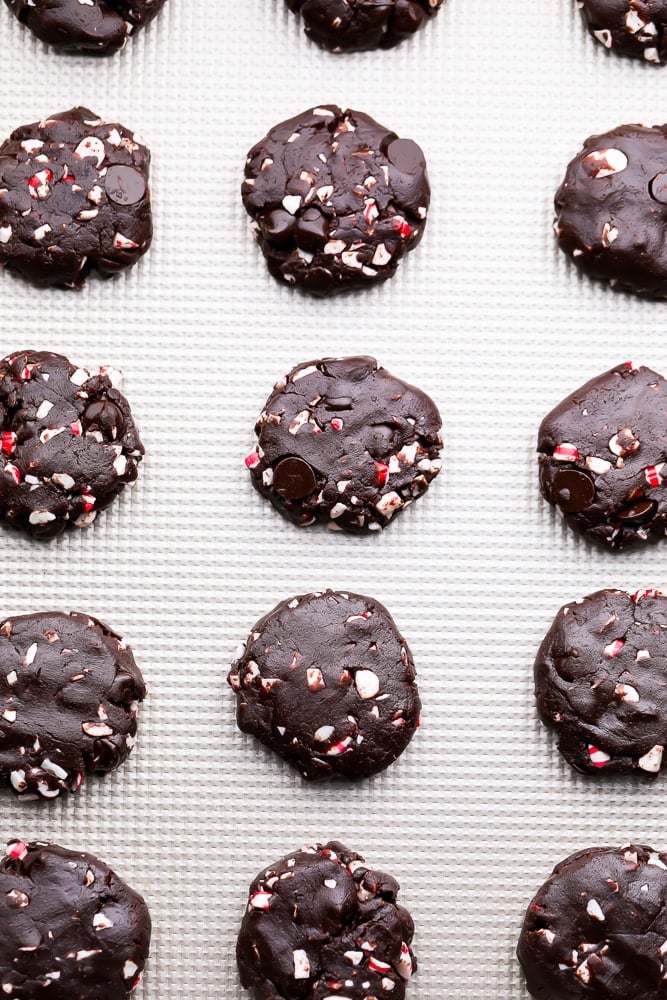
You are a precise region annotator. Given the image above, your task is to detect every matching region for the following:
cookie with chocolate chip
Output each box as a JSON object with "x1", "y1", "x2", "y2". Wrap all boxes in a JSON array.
[
  {"x1": 4, "y1": 0, "x2": 166, "y2": 54},
  {"x1": 0, "y1": 350, "x2": 144, "y2": 539},
  {"x1": 245, "y1": 356, "x2": 442, "y2": 531},
  {"x1": 285, "y1": 0, "x2": 444, "y2": 52},
  {"x1": 228, "y1": 590, "x2": 420, "y2": 781},
  {"x1": 554, "y1": 123, "x2": 667, "y2": 296},
  {"x1": 0, "y1": 611, "x2": 145, "y2": 800},
  {"x1": 518, "y1": 844, "x2": 667, "y2": 1000},
  {"x1": 242, "y1": 105, "x2": 429, "y2": 296},
  {"x1": 0, "y1": 840, "x2": 150, "y2": 999},
  {"x1": 0, "y1": 107, "x2": 151, "y2": 287},
  {"x1": 537, "y1": 363, "x2": 667, "y2": 550},
  {"x1": 579, "y1": 0, "x2": 667, "y2": 63},
  {"x1": 535, "y1": 589, "x2": 667, "y2": 777},
  {"x1": 237, "y1": 841, "x2": 416, "y2": 1000}
]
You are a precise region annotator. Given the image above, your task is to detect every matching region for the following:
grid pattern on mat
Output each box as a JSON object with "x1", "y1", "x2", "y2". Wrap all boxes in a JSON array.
[{"x1": 0, "y1": 0, "x2": 667, "y2": 997}]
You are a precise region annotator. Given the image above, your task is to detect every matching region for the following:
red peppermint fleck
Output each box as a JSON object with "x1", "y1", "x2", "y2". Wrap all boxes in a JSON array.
[
  {"x1": 369, "y1": 958, "x2": 392, "y2": 973},
  {"x1": 375, "y1": 462, "x2": 389, "y2": 486},
  {"x1": 69, "y1": 420, "x2": 82, "y2": 436},
  {"x1": 249, "y1": 891, "x2": 273, "y2": 910},
  {"x1": 588, "y1": 745, "x2": 611, "y2": 768},
  {"x1": 3, "y1": 463, "x2": 20, "y2": 485},
  {"x1": 633, "y1": 589, "x2": 660, "y2": 603},
  {"x1": 81, "y1": 493, "x2": 96, "y2": 513},
  {"x1": 1, "y1": 432, "x2": 16, "y2": 456},
  {"x1": 6, "y1": 841, "x2": 27, "y2": 860},
  {"x1": 244, "y1": 450, "x2": 260, "y2": 469},
  {"x1": 331, "y1": 418, "x2": 343, "y2": 431},
  {"x1": 645, "y1": 464, "x2": 665, "y2": 488},
  {"x1": 553, "y1": 443, "x2": 579, "y2": 462},
  {"x1": 392, "y1": 216, "x2": 411, "y2": 238},
  {"x1": 363, "y1": 198, "x2": 379, "y2": 225},
  {"x1": 603, "y1": 639, "x2": 624, "y2": 658},
  {"x1": 21, "y1": 365, "x2": 34, "y2": 380}
]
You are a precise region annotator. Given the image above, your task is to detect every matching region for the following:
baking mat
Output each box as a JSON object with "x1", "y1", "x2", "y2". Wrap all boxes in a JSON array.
[{"x1": 2, "y1": 0, "x2": 667, "y2": 996}]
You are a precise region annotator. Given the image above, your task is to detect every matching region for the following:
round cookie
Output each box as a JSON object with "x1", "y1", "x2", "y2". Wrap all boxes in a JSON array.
[
  {"x1": 0, "y1": 840, "x2": 150, "y2": 999},
  {"x1": 4, "y1": 0, "x2": 166, "y2": 54},
  {"x1": 578, "y1": 0, "x2": 667, "y2": 63},
  {"x1": 517, "y1": 844, "x2": 667, "y2": 1000},
  {"x1": 0, "y1": 107, "x2": 152, "y2": 287},
  {"x1": 237, "y1": 841, "x2": 416, "y2": 1000},
  {"x1": 245, "y1": 356, "x2": 442, "y2": 531},
  {"x1": 227, "y1": 590, "x2": 420, "y2": 781},
  {"x1": 554, "y1": 123, "x2": 667, "y2": 297},
  {"x1": 285, "y1": 0, "x2": 444, "y2": 52},
  {"x1": 0, "y1": 350, "x2": 144, "y2": 540},
  {"x1": 537, "y1": 362, "x2": 667, "y2": 550},
  {"x1": 535, "y1": 589, "x2": 667, "y2": 778},
  {"x1": 0, "y1": 610, "x2": 145, "y2": 800},
  {"x1": 242, "y1": 105, "x2": 430, "y2": 296}
]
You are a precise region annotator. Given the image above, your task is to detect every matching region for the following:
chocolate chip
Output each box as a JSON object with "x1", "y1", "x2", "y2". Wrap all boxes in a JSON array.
[
  {"x1": 261, "y1": 209, "x2": 296, "y2": 247},
  {"x1": 386, "y1": 137, "x2": 425, "y2": 173},
  {"x1": 273, "y1": 457, "x2": 317, "y2": 500},
  {"x1": 553, "y1": 468, "x2": 596, "y2": 513},
  {"x1": 617, "y1": 498, "x2": 656, "y2": 522},
  {"x1": 104, "y1": 165, "x2": 147, "y2": 206},
  {"x1": 650, "y1": 173, "x2": 667, "y2": 204},
  {"x1": 82, "y1": 399, "x2": 124, "y2": 440},
  {"x1": 295, "y1": 207, "x2": 329, "y2": 252},
  {"x1": 322, "y1": 395, "x2": 353, "y2": 411}
]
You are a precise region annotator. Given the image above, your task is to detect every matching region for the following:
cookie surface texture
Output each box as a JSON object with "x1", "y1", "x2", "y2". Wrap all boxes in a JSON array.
[
  {"x1": 554, "y1": 123, "x2": 667, "y2": 297},
  {"x1": 0, "y1": 610, "x2": 145, "y2": 799},
  {"x1": 0, "y1": 107, "x2": 152, "y2": 287},
  {"x1": 535, "y1": 589, "x2": 667, "y2": 777},
  {"x1": 4, "y1": 0, "x2": 166, "y2": 54},
  {"x1": 579, "y1": 0, "x2": 667, "y2": 62},
  {"x1": 245, "y1": 356, "x2": 442, "y2": 531},
  {"x1": 0, "y1": 840, "x2": 150, "y2": 999},
  {"x1": 285, "y1": 0, "x2": 444, "y2": 52},
  {"x1": 242, "y1": 105, "x2": 430, "y2": 296},
  {"x1": 228, "y1": 590, "x2": 420, "y2": 780},
  {"x1": 0, "y1": 350, "x2": 144, "y2": 539},
  {"x1": 517, "y1": 844, "x2": 667, "y2": 999},
  {"x1": 537, "y1": 362, "x2": 667, "y2": 550},
  {"x1": 237, "y1": 841, "x2": 416, "y2": 1000}
]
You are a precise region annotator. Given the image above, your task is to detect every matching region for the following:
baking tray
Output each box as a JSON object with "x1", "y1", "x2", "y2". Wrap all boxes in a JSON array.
[{"x1": 2, "y1": 0, "x2": 667, "y2": 996}]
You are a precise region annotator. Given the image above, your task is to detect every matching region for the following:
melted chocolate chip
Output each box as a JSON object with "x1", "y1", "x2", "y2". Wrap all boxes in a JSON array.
[
  {"x1": 273, "y1": 456, "x2": 317, "y2": 500},
  {"x1": 82, "y1": 399, "x2": 124, "y2": 439},
  {"x1": 617, "y1": 498, "x2": 656, "y2": 522},
  {"x1": 552, "y1": 468, "x2": 596, "y2": 512}
]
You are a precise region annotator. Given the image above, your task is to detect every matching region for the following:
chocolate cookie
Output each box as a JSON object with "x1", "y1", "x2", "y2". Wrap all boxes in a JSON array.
[
  {"x1": 535, "y1": 589, "x2": 667, "y2": 777},
  {"x1": 554, "y1": 123, "x2": 667, "y2": 297},
  {"x1": 0, "y1": 350, "x2": 144, "y2": 540},
  {"x1": 285, "y1": 0, "x2": 444, "y2": 52},
  {"x1": 237, "y1": 841, "x2": 416, "y2": 1000},
  {"x1": 0, "y1": 611, "x2": 145, "y2": 800},
  {"x1": 518, "y1": 844, "x2": 667, "y2": 999},
  {"x1": 228, "y1": 590, "x2": 420, "y2": 781},
  {"x1": 579, "y1": 0, "x2": 667, "y2": 63},
  {"x1": 0, "y1": 840, "x2": 150, "y2": 998},
  {"x1": 0, "y1": 107, "x2": 151, "y2": 287},
  {"x1": 242, "y1": 105, "x2": 429, "y2": 296},
  {"x1": 245, "y1": 356, "x2": 442, "y2": 531},
  {"x1": 537, "y1": 362, "x2": 667, "y2": 550},
  {"x1": 4, "y1": 0, "x2": 166, "y2": 54}
]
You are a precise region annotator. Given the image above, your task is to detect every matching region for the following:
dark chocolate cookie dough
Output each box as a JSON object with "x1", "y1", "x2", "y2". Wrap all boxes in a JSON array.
[
  {"x1": 228, "y1": 590, "x2": 420, "y2": 781},
  {"x1": 579, "y1": 0, "x2": 667, "y2": 62},
  {"x1": 537, "y1": 363, "x2": 667, "y2": 550},
  {"x1": 242, "y1": 105, "x2": 429, "y2": 296},
  {"x1": 0, "y1": 350, "x2": 144, "y2": 540},
  {"x1": 237, "y1": 841, "x2": 416, "y2": 1000},
  {"x1": 285, "y1": 0, "x2": 444, "y2": 52},
  {"x1": 0, "y1": 840, "x2": 151, "y2": 999},
  {"x1": 0, "y1": 107, "x2": 152, "y2": 287},
  {"x1": 4, "y1": 0, "x2": 166, "y2": 53},
  {"x1": 535, "y1": 589, "x2": 667, "y2": 777},
  {"x1": 0, "y1": 611, "x2": 145, "y2": 800},
  {"x1": 554, "y1": 123, "x2": 667, "y2": 297},
  {"x1": 518, "y1": 844, "x2": 667, "y2": 1000},
  {"x1": 245, "y1": 356, "x2": 442, "y2": 531}
]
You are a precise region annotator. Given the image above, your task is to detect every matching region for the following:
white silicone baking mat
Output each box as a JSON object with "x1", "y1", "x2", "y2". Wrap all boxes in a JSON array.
[{"x1": 2, "y1": 0, "x2": 667, "y2": 996}]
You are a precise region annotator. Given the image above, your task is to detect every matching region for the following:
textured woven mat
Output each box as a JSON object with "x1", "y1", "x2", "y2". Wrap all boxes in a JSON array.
[{"x1": 1, "y1": 1, "x2": 667, "y2": 996}]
